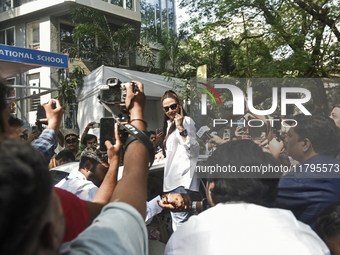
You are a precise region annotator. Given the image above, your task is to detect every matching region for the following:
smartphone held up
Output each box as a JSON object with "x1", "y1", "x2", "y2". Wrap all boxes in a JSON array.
[{"x1": 99, "y1": 118, "x2": 116, "y2": 151}]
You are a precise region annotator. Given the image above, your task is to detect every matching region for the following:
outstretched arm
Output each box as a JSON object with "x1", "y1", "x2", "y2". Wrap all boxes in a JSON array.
[
  {"x1": 31, "y1": 99, "x2": 64, "y2": 162},
  {"x1": 109, "y1": 81, "x2": 149, "y2": 219},
  {"x1": 92, "y1": 123, "x2": 122, "y2": 205},
  {"x1": 81, "y1": 121, "x2": 96, "y2": 145}
]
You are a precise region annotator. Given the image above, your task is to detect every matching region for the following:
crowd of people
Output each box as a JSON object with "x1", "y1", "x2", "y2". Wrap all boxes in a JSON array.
[{"x1": 2, "y1": 77, "x2": 340, "y2": 254}]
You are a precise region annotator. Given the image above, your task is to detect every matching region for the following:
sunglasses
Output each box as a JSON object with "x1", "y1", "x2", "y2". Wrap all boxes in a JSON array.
[{"x1": 163, "y1": 103, "x2": 178, "y2": 113}]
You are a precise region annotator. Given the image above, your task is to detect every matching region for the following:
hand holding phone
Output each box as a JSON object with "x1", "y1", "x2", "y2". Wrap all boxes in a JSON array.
[
  {"x1": 156, "y1": 128, "x2": 163, "y2": 135},
  {"x1": 100, "y1": 118, "x2": 116, "y2": 151}
]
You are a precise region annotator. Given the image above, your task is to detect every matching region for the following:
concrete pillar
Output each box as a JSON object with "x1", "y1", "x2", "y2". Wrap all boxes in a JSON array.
[{"x1": 50, "y1": 16, "x2": 59, "y2": 99}]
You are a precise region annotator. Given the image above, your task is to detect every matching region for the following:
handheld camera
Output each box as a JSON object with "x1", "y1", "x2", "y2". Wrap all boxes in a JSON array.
[{"x1": 98, "y1": 78, "x2": 139, "y2": 114}]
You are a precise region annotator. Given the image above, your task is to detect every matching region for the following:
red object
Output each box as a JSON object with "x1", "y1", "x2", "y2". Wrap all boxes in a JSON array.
[
  {"x1": 54, "y1": 187, "x2": 89, "y2": 242},
  {"x1": 50, "y1": 158, "x2": 56, "y2": 168}
]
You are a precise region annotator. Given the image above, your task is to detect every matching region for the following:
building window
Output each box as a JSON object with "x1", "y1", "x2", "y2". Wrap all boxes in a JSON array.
[
  {"x1": 0, "y1": 0, "x2": 11, "y2": 12},
  {"x1": 6, "y1": 78, "x2": 16, "y2": 114},
  {"x1": 13, "y1": 0, "x2": 36, "y2": 8},
  {"x1": 1, "y1": 0, "x2": 37, "y2": 12},
  {"x1": 27, "y1": 21, "x2": 39, "y2": 49},
  {"x1": 0, "y1": 27, "x2": 15, "y2": 45},
  {"x1": 60, "y1": 23, "x2": 76, "y2": 53},
  {"x1": 104, "y1": 0, "x2": 133, "y2": 9},
  {"x1": 126, "y1": 0, "x2": 132, "y2": 9},
  {"x1": 27, "y1": 74, "x2": 40, "y2": 112},
  {"x1": 60, "y1": 22, "x2": 98, "y2": 61},
  {"x1": 6, "y1": 78, "x2": 15, "y2": 98},
  {"x1": 111, "y1": 0, "x2": 123, "y2": 7}
]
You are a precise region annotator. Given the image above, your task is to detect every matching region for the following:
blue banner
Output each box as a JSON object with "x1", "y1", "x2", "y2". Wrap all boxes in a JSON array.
[{"x1": 0, "y1": 44, "x2": 68, "y2": 69}]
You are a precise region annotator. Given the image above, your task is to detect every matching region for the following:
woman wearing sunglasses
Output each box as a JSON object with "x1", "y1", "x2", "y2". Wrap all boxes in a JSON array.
[{"x1": 155, "y1": 90, "x2": 199, "y2": 232}]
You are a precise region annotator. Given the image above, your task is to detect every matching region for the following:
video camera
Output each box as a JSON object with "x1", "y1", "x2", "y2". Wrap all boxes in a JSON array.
[
  {"x1": 98, "y1": 78, "x2": 139, "y2": 114},
  {"x1": 97, "y1": 78, "x2": 154, "y2": 167},
  {"x1": 97, "y1": 78, "x2": 138, "y2": 151}
]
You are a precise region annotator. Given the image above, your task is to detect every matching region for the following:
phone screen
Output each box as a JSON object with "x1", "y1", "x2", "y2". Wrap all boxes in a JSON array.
[{"x1": 100, "y1": 118, "x2": 116, "y2": 151}]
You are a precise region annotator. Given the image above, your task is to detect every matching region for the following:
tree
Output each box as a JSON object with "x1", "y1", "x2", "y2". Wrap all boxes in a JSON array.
[
  {"x1": 175, "y1": 25, "x2": 238, "y2": 78},
  {"x1": 57, "y1": 65, "x2": 85, "y2": 110},
  {"x1": 157, "y1": 30, "x2": 188, "y2": 73},
  {"x1": 57, "y1": 66, "x2": 85, "y2": 128},
  {"x1": 179, "y1": 0, "x2": 340, "y2": 115},
  {"x1": 69, "y1": 7, "x2": 155, "y2": 70}
]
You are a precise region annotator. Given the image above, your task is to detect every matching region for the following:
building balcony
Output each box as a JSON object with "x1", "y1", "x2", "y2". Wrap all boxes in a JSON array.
[{"x1": 0, "y1": 0, "x2": 141, "y2": 23}]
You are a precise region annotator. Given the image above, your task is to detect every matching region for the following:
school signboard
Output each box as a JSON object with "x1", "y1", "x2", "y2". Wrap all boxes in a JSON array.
[{"x1": 0, "y1": 44, "x2": 68, "y2": 78}]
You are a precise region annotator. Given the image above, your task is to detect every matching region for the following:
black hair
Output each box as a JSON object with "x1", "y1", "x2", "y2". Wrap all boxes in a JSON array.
[
  {"x1": 0, "y1": 139, "x2": 52, "y2": 254},
  {"x1": 315, "y1": 202, "x2": 340, "y2": 240},
  {"x1": 83, "y1": 134, "x2": 97, "y2": 146},
  {"x1": 293, "y1": 114, "x2": 340, "y2": 157},
  {"x1": 8, "y1": 115, "x2": 24, "y2": 127},
  {"x1": 333, "y1": 101, "x2": 340, "y2": 109},
  {"x1": 78, "y1": 156, "x2": 99, "y2": 174},
  {"x1": 206, "y1": 140, "x2": 281, "y2": 207},
  {"x1": 55, "y1": 150, "x2": 75, "y2": 162},
  {"x1": 0, "y1": 81, "x2": 7, "y2": 133},
  {"x1": 149, "y1": 130, "x2": 156, "y2": 137}
]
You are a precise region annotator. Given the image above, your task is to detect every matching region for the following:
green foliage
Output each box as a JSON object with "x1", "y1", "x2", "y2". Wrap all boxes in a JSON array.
[
  {"x1": 57, "y1": 65, "x2": 85, "y2": 109},
  {"x1": 156, "y1": 30, "x2": 188, "y2": 73},
  {"x1": 69, "y1": 7, "x2": 155, "y2": 70},
  {"x1": 175, "y1": 0, "x2": 340, "y2": 115}
]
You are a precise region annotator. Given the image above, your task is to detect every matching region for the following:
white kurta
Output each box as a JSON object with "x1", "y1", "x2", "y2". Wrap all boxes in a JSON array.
[
  {"x1": 165, "y1": 202, "x2": 330, "y2": 255},
  {"x1": 163, "y1": 116, "x2": 199, "y2": 192},
  {"x1": 55, "y1": 169, "x2": 98, "y2": 202}
]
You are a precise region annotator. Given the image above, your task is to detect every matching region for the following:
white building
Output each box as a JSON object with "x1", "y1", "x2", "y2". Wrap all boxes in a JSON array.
[{"x1": 0, "y1": 0, "x2": 141, "y2": 125}]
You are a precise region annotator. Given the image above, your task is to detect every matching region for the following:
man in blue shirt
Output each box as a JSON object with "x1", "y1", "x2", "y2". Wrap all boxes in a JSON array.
[{"x1": 277, "y1": 114, "x2": 340, "y2": 228}]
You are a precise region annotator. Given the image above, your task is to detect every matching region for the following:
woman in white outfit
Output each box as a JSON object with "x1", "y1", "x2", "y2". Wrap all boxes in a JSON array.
[{"x1": 155, "y1": 90, "x2": 199, "y2": 232}]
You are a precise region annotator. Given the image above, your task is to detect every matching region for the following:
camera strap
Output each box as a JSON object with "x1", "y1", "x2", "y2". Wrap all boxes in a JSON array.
[{"x1": 98, "y1": 99, "x2": 155, "y2": 167}]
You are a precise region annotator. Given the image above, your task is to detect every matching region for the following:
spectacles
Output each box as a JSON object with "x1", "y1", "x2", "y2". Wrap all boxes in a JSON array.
[{"x1": 163, "y1": 103, "x2": 178, "y2": 113}]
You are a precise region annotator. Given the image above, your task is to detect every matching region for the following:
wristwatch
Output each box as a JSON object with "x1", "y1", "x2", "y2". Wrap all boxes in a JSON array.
[
  {"x1": 191, "y1": 201, "x2": 197, "y2": 213},
  {"x1": 179, "y1": 129, "x2": 188, "y2": 136}
]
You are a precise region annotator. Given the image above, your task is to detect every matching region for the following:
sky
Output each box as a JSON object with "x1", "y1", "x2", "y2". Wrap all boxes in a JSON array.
[{"x1": 176, "y1": 0, "x2": 189, "y2": 28}]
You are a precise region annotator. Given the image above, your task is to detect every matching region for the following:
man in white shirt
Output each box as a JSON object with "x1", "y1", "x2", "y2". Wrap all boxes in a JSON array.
[
  {"x1": 56, "y1": 142, "x2": 164, "y2": 222},
  {"x1": 55, "y1": 145, "x2": 109, "y2": 201},
  {"x1": 163, "y1": 140, "x2": 330, "y2": 255}
]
